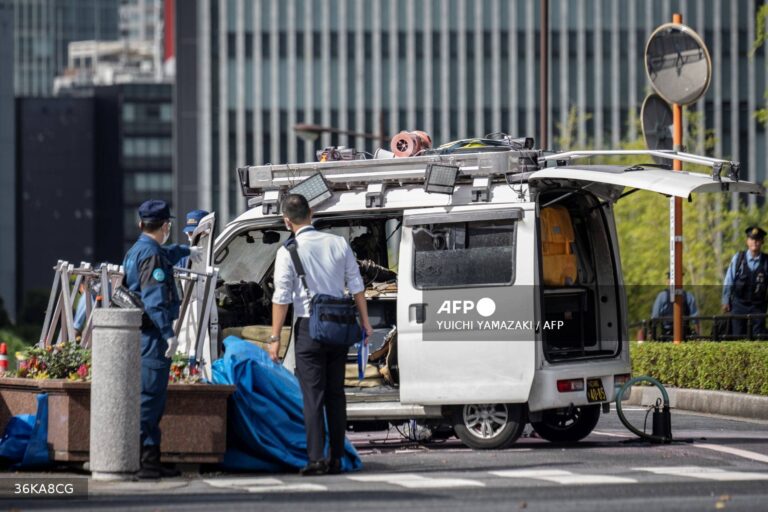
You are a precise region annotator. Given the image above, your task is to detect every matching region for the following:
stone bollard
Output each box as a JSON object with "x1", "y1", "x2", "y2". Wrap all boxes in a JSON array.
[{"x1": 90, "y1": 308, "x2": 142, "y2": 481}]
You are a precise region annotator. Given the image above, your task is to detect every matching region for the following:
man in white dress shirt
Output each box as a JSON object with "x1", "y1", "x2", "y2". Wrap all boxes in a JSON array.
[{"x1": 270, "y1": 194, "x2": 373, "y2": 476}]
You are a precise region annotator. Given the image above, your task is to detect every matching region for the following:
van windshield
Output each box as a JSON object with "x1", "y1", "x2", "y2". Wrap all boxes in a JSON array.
[{"x1": 216, "y1": 229, "x2": 291, "y2": 283}]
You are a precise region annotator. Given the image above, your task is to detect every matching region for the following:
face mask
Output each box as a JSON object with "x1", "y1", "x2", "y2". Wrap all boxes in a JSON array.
[{"x1": 162, "y1": 224, "x2": 171, "y2": 244}]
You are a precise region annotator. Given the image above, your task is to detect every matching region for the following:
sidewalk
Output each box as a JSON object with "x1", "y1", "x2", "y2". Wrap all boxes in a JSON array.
[{"x1": 626, "y1": 387, "x2": 768, "y2": 421}]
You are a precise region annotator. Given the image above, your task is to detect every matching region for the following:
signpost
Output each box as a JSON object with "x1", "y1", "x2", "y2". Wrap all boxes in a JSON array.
[{"x1": 644, "y1": 14, "x2": 712, "y2": 343}]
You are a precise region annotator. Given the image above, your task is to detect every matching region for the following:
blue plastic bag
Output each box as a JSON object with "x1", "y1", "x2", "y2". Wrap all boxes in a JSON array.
[
  {"x1": 0, "y1": 393, "x2": 50, "y2": 468},
  {"x1": 0, "y1": 415, "x2": 35, "y2": 462},
  {"x1": 212, "y1": 336, "x2": 363, "y2": 473}
]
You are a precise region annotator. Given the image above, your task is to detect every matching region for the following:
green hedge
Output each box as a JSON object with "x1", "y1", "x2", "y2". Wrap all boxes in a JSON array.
[{"x1": 630, "y1": 342, "x2": 768, "y2": 395}]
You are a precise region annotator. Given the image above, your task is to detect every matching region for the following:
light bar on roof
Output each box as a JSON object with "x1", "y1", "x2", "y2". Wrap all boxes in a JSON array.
[
  {"x1": 424, "y1": 163, "x2": 460, "y2": 195},
  {"x1": 287, "y1": 172, "x2": 333, "y2": 208}
]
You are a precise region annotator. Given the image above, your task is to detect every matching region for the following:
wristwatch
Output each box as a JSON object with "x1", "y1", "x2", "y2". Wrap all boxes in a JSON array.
[{"x1": 266, "y1": 335, "x2": 281, "y2": 344}]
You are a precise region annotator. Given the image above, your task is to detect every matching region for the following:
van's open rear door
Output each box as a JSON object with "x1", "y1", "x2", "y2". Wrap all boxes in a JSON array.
[
  {"x1": 397, "y1": 205, "x2": 536, "y2": 405},
  {"x1": 527, "y1": 165, "x2": 764, "y2": 199},
  {"x1": 176, "y1": 212, "x2": 218, "y2": 379}
]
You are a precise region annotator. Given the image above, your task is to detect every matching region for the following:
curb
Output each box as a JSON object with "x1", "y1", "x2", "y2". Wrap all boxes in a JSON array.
[{"x1": 626, "y1": 387, "x2": 768, "y2": 421}]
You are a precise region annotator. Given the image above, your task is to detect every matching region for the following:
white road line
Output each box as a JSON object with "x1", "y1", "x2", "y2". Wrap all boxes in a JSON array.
[
  {"x1": 490, "y1": 469, "x2": 637, "y2": 485},
  {"x1": 348, "y1": 473, "x2": 485, "y2": 488},
  {"x1": 591, "y1": 430, "x2": 632, "y2": 438},
  {"x1": 695, "y1": 443, "x2": 768, "y2": 464},
  {"x1": 245, "y1": 483, "x2": 327, "y2": 493},
  {"x1": 635, "y1": 466, "x2": 768, "y2": 481},
  {"x1": 203, "y1": 477, "x2": 283, "y2": 488}
]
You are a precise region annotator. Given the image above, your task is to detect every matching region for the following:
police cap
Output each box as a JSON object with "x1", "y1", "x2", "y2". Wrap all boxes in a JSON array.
[
  {"x1": 745, "y1": 226, "x2": 767, "y2": 240},
  {"x1": 138, "y1": 200, "x2": 175, "y2": 222},
  {"x1": 183, "y1": 209, "x2": 210, "y2": 233}
]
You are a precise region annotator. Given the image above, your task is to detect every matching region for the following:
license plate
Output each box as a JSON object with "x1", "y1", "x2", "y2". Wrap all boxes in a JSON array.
[{"x1": 586, "y1": 378, "x2": 607, "y2": 403}]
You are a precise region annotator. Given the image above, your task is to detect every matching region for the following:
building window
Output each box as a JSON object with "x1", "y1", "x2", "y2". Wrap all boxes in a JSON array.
[{"x1": 123, "y1": 103, "x2": 136, "y2": 122}]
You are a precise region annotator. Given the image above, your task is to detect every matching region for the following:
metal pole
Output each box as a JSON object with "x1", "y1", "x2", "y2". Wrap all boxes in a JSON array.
[
  {"x1": 539, "y1": 0, "x2": 549, "y2": 149},
  {"x1": 672, "y1": 12, "x2": 684, "y2": 344}
]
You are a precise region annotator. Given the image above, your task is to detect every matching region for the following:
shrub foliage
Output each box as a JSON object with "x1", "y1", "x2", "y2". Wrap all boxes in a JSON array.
[{"x1": 631, "y1": 342, "x2": 768, "y2": 395}]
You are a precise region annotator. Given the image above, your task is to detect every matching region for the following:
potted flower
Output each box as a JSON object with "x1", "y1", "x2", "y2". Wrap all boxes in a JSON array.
[{"x1": 1, "y1": 343, "x2": 234, "y2": 463}]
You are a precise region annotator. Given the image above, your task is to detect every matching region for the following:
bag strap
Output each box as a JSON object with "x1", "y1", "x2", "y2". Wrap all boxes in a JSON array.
[{"x1": 286, "y1": 241, "x2": 312, "y2": 300}]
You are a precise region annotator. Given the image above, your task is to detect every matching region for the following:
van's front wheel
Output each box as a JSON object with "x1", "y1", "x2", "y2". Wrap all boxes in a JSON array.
[
  {"x1": 451, "y1": 403, "x2": 525, "y2": 450},
  {"x1": 531, "y1": 405, "x2": 601, "y2": 443}
]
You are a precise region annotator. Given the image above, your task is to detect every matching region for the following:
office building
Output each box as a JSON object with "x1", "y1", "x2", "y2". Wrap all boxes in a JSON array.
[
  {"x1": 176, "y1": 0, "x2": 767, "y2": 223},
  {"x1": 0, "y1": 2, "x2": 15, "y2": 320},
  {"x1": 4, "y1": 0, "x2": 119, "y2": 96}
]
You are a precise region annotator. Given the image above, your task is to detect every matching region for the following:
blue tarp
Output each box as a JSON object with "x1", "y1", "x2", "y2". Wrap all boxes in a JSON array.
[
  {"x1": 0, "y1": 393, "x2": 51, "y2": 468},
  {"x1": 212, "y1": 336, "x2": 363, "y2": 473}
]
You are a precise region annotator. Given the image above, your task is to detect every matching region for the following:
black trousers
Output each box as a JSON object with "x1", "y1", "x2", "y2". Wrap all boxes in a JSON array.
[
  {"x1": 730, "y1": 300, "x2": 767, "y2": 338},
  {"x1": 294, "y1": 317, "x2": 348, "y2": 462}
]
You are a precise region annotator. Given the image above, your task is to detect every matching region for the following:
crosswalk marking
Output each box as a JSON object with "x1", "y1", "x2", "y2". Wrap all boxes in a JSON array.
[
  {"x1": 245, "y1": 483, "x2": 327, "y2": 493},
  {"x1": 203, "y1": 477, "x2": 327, "y2": 493},
  {"x1": 201, "y1": 464, "x2": 768, "y2": 493},
  {"x1": 695, "y1": 444, "x2": 768, "y2": 464},
  {"x1": 203, "y1": 477, "x2": 283, "y2": 488},
  {"x1": 490, "y1": 469, "x2": 637, "y2": 485},
  {"x1": 348, "y1": 473, "x2": 485, "y2": 489},
  {"x1": 635, "y1": 466, "x2": 768, "y2": 482}
]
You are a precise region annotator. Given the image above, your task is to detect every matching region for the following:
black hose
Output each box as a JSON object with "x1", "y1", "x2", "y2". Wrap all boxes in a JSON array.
[{"x1": 615, "y1": 375, "x2": 673, "y2": 443}]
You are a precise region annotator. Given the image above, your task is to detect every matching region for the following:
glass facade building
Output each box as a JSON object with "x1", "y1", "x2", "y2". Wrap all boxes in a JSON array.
[
  {"x1": 176, "y1": 0, "x2": 767, "y2": 222},
  {"x1": 2, "y1": 0, "x2": 119, "y2": 96}
]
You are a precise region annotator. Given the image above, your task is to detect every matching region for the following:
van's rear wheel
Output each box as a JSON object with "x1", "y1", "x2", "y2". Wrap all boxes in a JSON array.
[
  {"x1": 451, "y1": 403, "x2": 525, "y2": 450},
  {"x1": 531, "y1": 405, "x2": 601, "y2": 443}
]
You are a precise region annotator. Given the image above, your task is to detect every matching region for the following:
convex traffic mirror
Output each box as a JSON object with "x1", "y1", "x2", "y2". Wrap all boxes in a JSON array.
[{"x1": 645, "y1": 23, "x2": 712, "y2": 105}]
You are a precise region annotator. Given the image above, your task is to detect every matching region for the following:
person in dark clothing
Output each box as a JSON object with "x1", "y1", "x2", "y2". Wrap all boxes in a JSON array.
[
  {"x1": 651, "y1": 273, "x2": 700, "y2": 339},
  {"x1": 123, "y1": 199, "x2": 200, "y2": 479},
  {"x1": 722, "y1": 226, "x2": 768, "y2": 338},
  {"x1": 270, "y1": 194, "x2": 373, "y2": 476}
]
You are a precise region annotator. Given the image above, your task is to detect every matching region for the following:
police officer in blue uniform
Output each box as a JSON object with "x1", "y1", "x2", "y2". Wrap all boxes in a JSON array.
[
  {"x1": 178, "y1": 209, "x2": 210, "y2": 268},
  {"x1": 123, "y1": 200, "x2": 198, "y2": 479},
  {"x1": 722, "y1": 226, "x2": 768, "y2": 338}
]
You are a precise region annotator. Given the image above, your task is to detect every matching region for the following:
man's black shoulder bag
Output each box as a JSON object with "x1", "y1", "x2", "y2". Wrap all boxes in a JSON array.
[{"x1": 286, "y1": 239, "x2": 363, "y2": 347}]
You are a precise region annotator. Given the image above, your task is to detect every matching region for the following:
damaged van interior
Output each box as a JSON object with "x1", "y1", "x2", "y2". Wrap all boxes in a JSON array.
[
  {"x1": 538, "y1": 188, "x2": 622, "y2": 362},
  {"x1": 213, "y1": 213, "x2": 402, "y2": 398}
]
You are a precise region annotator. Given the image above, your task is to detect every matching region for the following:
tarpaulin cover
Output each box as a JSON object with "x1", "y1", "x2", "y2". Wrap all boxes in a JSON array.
[
  {"x1": 0, "y1": 393, "x2": 51, "y2": 468},
  {"x1": 212, "y1": 336, "x2": 363, "y2": 473}
]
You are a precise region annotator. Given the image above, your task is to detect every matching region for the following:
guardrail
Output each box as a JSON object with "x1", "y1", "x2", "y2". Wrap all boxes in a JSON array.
[{"x1": 631, "y1": 313, "x2": 768, "y2": 341}]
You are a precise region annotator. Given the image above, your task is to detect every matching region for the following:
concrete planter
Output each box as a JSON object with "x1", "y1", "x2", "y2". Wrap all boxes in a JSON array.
[{"x1": 0, "y1": 378, "x2": 235, "y2": 463}]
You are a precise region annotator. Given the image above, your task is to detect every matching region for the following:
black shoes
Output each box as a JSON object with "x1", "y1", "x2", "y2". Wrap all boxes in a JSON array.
[
  {"x1": 327, "y1": 458, "x2": 342, "y2": 475},
  {"x1": 300, "y1": 458, "x2": 342, "y2": 476},
  {"x1": 300, "y1": 460, "x2": 329, "y2": 476},
  {"x1": 137, "y1": 445, "x2": 181, "y2": 480}
]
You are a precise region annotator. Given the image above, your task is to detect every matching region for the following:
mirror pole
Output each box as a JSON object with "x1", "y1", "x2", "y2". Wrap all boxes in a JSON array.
[
  {"x1": 672, "y1": 12, "x2": 684, "y2": 345},
  {"x1": 539, "y1": 0, "x2": 549, "y2": 150}
]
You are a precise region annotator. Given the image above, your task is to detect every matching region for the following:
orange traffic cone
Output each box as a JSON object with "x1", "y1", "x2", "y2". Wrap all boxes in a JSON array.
[{"x1": 0, "y1": 342, "x2": 8, "y2": 372}]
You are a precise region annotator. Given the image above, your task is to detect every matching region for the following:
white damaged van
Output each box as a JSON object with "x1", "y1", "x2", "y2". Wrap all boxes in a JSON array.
[{"x1": 180, "y1": 145, "x2": 761, "y2": 449}]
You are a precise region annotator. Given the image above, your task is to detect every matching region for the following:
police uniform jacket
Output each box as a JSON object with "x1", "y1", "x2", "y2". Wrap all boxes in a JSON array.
[{"x1": 123, "y1": 234, "x2": 190, "y2": 363}]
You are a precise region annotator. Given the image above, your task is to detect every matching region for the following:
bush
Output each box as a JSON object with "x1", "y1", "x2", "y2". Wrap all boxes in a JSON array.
[{"x1": 631, "y1": 342, "x2": 768, "y2": 395}]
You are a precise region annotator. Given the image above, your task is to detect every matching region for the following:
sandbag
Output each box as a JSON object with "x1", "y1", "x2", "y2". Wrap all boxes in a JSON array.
[
  {"x1": 211, "y1": 336, "x2": 362, "y2": 473},
  {"x1": 540, "y1": 206, "x2": 578, "y2": 286}
]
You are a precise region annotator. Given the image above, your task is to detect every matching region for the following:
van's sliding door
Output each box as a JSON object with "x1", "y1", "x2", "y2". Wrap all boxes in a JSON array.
[{"x1": 397, "y1": 206, "x2": 536, "y2": 405}]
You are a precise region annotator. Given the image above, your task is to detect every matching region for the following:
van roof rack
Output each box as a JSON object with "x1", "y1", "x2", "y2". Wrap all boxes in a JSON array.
[
  {"x1": 237, "y1": 148, "x2": 741, "y2": 200},
  {"x1": 237, "y1": 149, "x2": 541, "y2": 198},
  {"x1": 541, "y1": 149, "x2": 741, "y2": 182}
]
